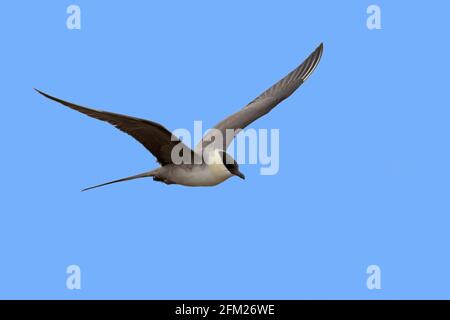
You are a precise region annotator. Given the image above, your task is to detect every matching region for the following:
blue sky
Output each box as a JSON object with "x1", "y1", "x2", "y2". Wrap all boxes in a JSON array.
[{"x1": 1, "y1": 1, "x2": 449, "y2": 299}]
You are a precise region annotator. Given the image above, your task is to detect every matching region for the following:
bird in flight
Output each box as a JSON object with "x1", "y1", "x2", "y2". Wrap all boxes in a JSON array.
[{"x1": 36, "y1": 43, "x2": 323, "y2": 191}]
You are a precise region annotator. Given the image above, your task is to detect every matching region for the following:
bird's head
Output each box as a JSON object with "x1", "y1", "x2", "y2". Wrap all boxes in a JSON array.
[{"x1": 217, "y1": 151, "x2": 245, "y2": 180}]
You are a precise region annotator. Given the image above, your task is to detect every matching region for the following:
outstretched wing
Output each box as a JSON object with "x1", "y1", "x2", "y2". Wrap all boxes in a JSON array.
[
  {"x1": 35, "y1": 89, "x2": 197, "y2": 165},
  {"x1": 196, "y1": 43, "x2": 323, "y2": 153}
]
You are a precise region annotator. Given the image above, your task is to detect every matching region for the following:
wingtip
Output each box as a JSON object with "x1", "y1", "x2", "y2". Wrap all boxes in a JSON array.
[
  {"x1": 34, "y1": 88, "x2": 64, "y2": 104},
  {"x1": 317, "y1": 42, "x2": 324, "y2": 53},
  {"x1": 314, "y1": 42, "x2": 324, "y2": 63},
  {"x1": 34, "y1": 88, "x2": 47, "y2": 97},
  {"x1": 296, "y1": 42, "x2": 324, "y2": 83}
]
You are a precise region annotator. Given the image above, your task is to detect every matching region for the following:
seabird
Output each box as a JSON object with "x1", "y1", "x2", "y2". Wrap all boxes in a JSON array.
[{"x1": 35, "y1": 43, "x2": 323, "y2": 190}]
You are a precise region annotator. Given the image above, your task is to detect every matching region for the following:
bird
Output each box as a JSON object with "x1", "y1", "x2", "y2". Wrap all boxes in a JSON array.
[{"x1": 35, "y1": 43, "x2": 323, "y2": 191}]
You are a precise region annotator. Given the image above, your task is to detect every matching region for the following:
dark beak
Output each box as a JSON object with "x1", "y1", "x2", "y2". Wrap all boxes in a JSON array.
[{"x1": 235, "y1": 171, "x2": 245, "y2": 180}]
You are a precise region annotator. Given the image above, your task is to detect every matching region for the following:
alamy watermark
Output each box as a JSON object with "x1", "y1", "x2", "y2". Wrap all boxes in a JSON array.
[
  {"x1": 367, "y1": 5, "x2": 382, "y2": 30},
  {"x1": 66, "y1": 5, "x2": 81, "y2": 30},
  {"x1": 66, "y1": 264, "x2": 81, "y2": 290},
  {"x1": 170, "y1": 121, "x2": 280, "y2": 175},
  {"x1": 366, "y1": 265, "x2": 382, "y2": 290}
]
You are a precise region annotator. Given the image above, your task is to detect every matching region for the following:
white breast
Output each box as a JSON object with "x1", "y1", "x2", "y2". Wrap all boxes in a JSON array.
[{"x1": 168, "y1": 150, "x2": 232, "y2": 186}]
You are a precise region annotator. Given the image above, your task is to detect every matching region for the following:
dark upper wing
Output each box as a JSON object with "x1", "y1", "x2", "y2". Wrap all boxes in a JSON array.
[
  {"x1": 35, "y1": 89, "x2": 196, "y2": 165},
  {"x1": 196, "y1": 43, "x2": 323, "y2": 152}
]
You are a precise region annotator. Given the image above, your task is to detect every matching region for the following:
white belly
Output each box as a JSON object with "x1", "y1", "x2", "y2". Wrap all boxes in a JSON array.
[{"x1": 170, "y1": 164, "x2": 232, "y2": 186}]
